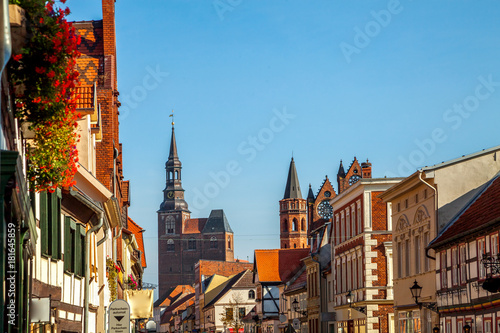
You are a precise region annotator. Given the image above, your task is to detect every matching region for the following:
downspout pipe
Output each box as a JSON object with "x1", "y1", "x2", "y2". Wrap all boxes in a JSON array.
[
  {"x1": 418, "y1": 171, "x2": 438, "y2": 261},
  {"x1": 85, "y1": 211, "x2": 103, "y2": 333},
  {"x1": 97, "y1": 217, "x2": 108, "y2": 247}
]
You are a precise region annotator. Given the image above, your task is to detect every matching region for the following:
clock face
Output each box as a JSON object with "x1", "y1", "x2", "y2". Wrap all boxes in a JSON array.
[
  {"x1": 167, "y1": 191, "x2": 174, "y2": 199},
  {"x1": 318, "y1": 200, "x2": 333, "y2": 219},
  {"x1": 349, "y1": 175, "x2": 361, "y2": 185},
  {"x1": 324, "y1": 191, "x2": 331, "y2": 198}
]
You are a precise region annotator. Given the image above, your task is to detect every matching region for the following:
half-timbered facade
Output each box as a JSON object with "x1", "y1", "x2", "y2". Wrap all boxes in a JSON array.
[
  {"x1": 381, "y1": 145, "x2": 500, "y2": 333},
  {"x1": 253, "y1": 248, "x2": 309, "y2": 332},
  {"x1": 429, "y1": 173, "x2": 500, "y2": 333}
]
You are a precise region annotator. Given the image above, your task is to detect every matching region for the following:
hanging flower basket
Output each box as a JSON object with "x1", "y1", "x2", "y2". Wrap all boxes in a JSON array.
[
  {"x1": 9, "y1": 0, "x2": 81, "y2": 192},
  {"x1": 106, "y1": 258, "x2": 119, "y2": 302}
]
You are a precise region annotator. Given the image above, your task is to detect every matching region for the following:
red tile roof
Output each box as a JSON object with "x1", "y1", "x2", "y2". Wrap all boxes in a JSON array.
[
  {"x1": 431, "y1": 174, "x2": 500, "y2": 248},
  {"x1": 286, "y1": 268, "x2": 307, "y2": 292},
  {"x1": 160, "y1": 293, "x2": 195, "y2": 324},
  {"x1": 156, "y1": 285, "x2": 195, "y2": 308},
  {"x1": 127, "y1": 217, "x2": 146, "y2": 268},
  {"x1": 183, "y1": 218, "x2": 208, "y2": 234},
  {"x1": 74, "y1": 21, "x2": 104, "y2": 86},
  {"x1": 254, "y1": 248, "x2": 310, "y2": 283}
]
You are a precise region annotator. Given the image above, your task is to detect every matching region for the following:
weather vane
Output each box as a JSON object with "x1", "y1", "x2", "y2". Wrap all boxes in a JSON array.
[{"x1": 169, "y1": 110, "x2": 174, "y2": 127}]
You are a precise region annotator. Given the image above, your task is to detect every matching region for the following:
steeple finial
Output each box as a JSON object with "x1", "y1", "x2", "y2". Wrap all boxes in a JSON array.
[
  {"x1": 169, "y1": 110, "x2": 175, "y2": 127},
  {"x1": 283, "y1": 157, "x2": 302, "y2": 199}
]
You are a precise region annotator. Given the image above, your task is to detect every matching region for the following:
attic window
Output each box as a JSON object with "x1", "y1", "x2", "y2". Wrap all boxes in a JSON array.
[{"x1": 227, "y1": 236, "x2": 231, "y2": 249}]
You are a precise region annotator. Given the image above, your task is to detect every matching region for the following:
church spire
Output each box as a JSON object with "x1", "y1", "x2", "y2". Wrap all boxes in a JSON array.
[
  {"x1": 160, "y1": 119, "x2": 189, "y2": 212},
  {"x1": 168, "y1": 126, "x2": 180, "y2": 163},
  {"x1": 283, "y1": 157, "x2": 302, "y2": 199}
]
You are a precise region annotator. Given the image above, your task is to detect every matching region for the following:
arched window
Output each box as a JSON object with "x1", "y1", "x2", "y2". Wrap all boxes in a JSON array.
[
  {"x1": 283, "y1": 219, "x2": 288, "y2": 232},
  {"x1": 294, "y1": 243, "x2": 297, "y2": 248},
  {"x1": 188, "y1": 238, "x2": 196, "y2": 250},
  {"x1": 283, "y1": 243, "x2": 287, "y2": 249},
  {"x1": 293, "y1": 218, "x2": 298, "y2": 231},
  {"x1": 248, "y1": 290, "x2": 255, "y2": 299},
  {"x1": 228, "y1": 236, "x2": 231, "y2": 249},
  {"x1": 301, "y1": 218, "x2": 306, "y2": 231},
  {"x1": 165, "y1": 216, "x2": 175, "y2": 234},
  {"x1": 175, "y1": 170, "x2": 179, "y2": 179},
  {"x1": 210, "y1": 237, "x2": 218, "y2": 249},
  {"x1": 167, "y1": 239, "x2": 174, "y2": 251}
]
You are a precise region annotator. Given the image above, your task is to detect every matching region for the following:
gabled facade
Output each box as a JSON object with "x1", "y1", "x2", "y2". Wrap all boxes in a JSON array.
[
  {"x1": 202, "y1": 270, "x2": 257, "y2": 333},
  {"x1": 194, "y1": 259, "x2": 253, "y2": 331},
  {"x1": 428, "y1": 173, "x2": 500, "y2": 333},
  {"x1": 253, "y1": 248, "x2": 310, "y2": 332},
  {"x1": 380, "y1": 145, "x2": 500, "y2": 333},
  {"x1": 332, "y1": 176, "x2": 402, "y2": 333}
]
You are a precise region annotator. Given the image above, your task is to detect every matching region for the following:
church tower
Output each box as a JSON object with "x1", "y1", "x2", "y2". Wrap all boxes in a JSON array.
[
  {"x1": 279, "y1": 158, "x2": 308, "y2": 249},
  {"x1": 157, "y1": 122, "x2": 190, "y2": 297}
]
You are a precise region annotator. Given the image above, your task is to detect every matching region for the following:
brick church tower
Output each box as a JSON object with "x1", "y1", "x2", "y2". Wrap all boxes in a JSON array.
[
  {"x1": 158, "y1": 123, "x2": 235, "y2": 298},
  {"x1": 279, "y1": 158, "x2": 308, "y2": 249}
]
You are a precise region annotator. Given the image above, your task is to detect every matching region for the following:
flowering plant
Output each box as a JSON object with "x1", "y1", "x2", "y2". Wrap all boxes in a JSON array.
[
  {"x1": 106, "y1": 258, "x2": 118, "y2": 301},
  {"x1": 127, "y1": 274, "x2": 139, "y2": 290},
  {"x1": 9, "y1": 0, "x2": 81, "y2": 192}
]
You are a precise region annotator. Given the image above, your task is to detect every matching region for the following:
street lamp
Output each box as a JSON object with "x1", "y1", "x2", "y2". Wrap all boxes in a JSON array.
[
  {"x1": 292, "y1": 298, "x2": 307, "y2": 316},
  {"x1": 346, "y1": 291, "x2": 366, "y2": 314},
  {"x1": 463, "y1": 324, "x2": 471, "y2": 333},
  {"x1": 410, "y1": 280, "x2": 423, "y2": 305},
  {"x1": 409, "y1": 280, "x2": 438, "y2": 312},
  {"x1": 433, "y1": 326, "x2": 440, "y2": 333}
]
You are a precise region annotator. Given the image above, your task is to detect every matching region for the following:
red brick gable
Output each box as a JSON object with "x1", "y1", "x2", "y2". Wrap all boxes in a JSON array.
[
  {"x1": 198, "y1": 260, "x2": 253, "y2": 281},
  {"x1": 431, "y1": 174, "x2": 500, "y2": 248}
]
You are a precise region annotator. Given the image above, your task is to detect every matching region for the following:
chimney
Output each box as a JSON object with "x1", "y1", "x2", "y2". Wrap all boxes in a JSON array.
[{"x1": 361, "y1": 159, "x2": 372, "y2": 179}]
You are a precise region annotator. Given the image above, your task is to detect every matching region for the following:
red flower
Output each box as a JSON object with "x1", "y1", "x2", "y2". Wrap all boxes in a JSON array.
[
  {"x1": 48, "y1": 55, "x2": 57, "y2": 64},
  {"x1": 13, "y1": 54, "x2": 22, "y2": 61},
  {"x1": 35, "y1": 67, "x2": 46, "y2": 74},
  {"x1": 33, "y1": 97, "x2": 41, "y2": 103},
  {"x1": 47, "y1": 71, "x2": 55, "y2": 78}
]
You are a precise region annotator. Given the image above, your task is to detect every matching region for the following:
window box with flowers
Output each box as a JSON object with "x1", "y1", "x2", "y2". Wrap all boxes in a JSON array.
[
  {"x1": 8, "y1": 0, "x2": 81, "y2": 193},
  {"x1": 127, "y1": 274, "x2": 139, "y2": 290}
]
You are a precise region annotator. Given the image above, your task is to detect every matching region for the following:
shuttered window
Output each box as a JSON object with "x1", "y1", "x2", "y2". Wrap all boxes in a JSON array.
[
  {"x1": 40, "y1": 190, "x2": 62, "y2": 259},
  {"x1": 64, "y1": 217, "x2": 86, "y2": 276}
]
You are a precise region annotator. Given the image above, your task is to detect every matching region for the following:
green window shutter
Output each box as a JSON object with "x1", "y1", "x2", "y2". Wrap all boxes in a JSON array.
[
  {"x1": 49, "y1": 192, "x2": 61, "y2": 259},
  {"x1": 75, "y1": 225, "x2": 86, "y2": 276},
  {"x1": 40, "y1": 192, "x2": 49, "y2": 255},
  {"x1": 64, "y1": 217, "x2": 71, "y2": 271},
  {"x1": 80, "y1": 226, "x2": 86, "y2": 278}
]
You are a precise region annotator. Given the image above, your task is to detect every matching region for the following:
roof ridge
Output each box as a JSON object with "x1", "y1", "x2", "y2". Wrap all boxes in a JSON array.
[{"x1": 429, "y1": 172, "x2": 500, "y2": 248}]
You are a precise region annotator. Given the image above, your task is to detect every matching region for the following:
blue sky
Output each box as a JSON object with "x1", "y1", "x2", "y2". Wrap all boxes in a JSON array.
[{"x1": 67, "y1": 0, "x2": 500, "y2": 293}]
